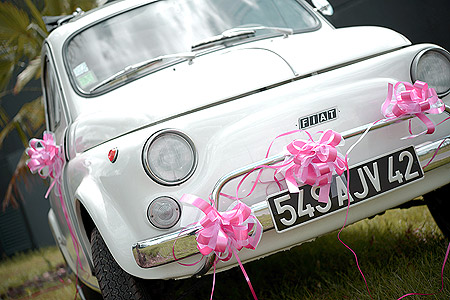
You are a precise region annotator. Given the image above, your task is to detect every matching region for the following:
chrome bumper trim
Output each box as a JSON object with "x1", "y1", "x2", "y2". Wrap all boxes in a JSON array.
[{"x1": 132, "y1": 111, "x2": 450, "y2": 272}]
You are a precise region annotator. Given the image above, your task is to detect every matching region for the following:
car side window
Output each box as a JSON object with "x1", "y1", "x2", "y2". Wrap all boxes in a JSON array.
[{"x1": 43, "y1": 57, "x2": 62, "y2": 131}]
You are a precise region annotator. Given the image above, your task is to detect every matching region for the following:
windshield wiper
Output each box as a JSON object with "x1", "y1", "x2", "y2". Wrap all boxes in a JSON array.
[
  {"x1": 191, "y1": 29, "x2": 256, "y2": 51},
  {"x1": 89, "y1": 52, "x2": 196, "y2": 93},
  {"x1": 191, "y1": 26, "x2": 294, "y2": 51}
]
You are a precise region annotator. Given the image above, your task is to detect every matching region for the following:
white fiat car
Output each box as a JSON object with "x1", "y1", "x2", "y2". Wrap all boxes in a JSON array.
[{"x1": 41, "y1": 0, "x2": 450, "y2": 298}]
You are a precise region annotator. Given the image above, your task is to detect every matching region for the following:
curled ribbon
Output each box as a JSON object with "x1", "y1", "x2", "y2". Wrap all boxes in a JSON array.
[
  {"x1": 381, "y1": 80, "x2": 444, "y2": 137},
  {"x1": 26, "y1": 132, "x2": 84, "y2": 273},
  {"x1": 180, "y1": 194, "x2": 262, "y2": 299},
  {"x1": 181, "y1": 194, "x2": 262, "y2": 261},
  {"x1": 26, "y1": 131, "x2": 64, "y2": 198},
  {"x1": 277, "y1": 130, "x2": 346, "y2": 203}
]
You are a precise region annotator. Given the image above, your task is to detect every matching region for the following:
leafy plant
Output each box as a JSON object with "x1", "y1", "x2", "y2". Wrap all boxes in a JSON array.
[{"x1": 0, "y1": 0, "x2": 100, "y2": 208}]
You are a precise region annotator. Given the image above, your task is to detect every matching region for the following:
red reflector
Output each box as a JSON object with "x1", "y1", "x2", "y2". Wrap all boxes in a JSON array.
[{"x1": 108, "y1": 148, "x2": 118, "y2": 163}]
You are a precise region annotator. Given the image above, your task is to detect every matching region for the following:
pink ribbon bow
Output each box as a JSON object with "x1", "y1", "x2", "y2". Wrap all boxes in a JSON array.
[
  {"x1": 381, "y1": 81, "x2": 444, "y2": 136},
  {"x1": 279, "y1": 130, "x2": 346, "y2": 203},
  {"x1": 181, "y1": 194, "x2": 262, "y2": 261},
  {"x1": 26, "y1": 132, "x2": 64, "y2": 198},
  {"x1": 26, "y1": 132, "x2": 85, "y2": 273}
]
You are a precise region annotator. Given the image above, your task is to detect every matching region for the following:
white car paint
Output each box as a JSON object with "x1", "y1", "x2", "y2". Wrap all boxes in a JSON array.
[{"x1": 43, "y1": 0, "x2": 450, "y2": 290}]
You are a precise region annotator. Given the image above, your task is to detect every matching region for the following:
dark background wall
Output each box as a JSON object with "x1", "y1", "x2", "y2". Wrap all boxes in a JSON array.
[
  {"x1": 310, "y1": 0, "x2": 450, "y2": 51},
  {"x1": 0, "y1": 73, "x2": 53, "y2": 257}
]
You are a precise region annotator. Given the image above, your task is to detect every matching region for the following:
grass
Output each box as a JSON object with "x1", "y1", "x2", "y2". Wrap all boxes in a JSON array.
[
  {"x1": 0, "y1": 247, "x2": 63, "y2": 294},
  {"x1": 0, "y1": 247, "x2": 81, "y2": 300},
  {"x1": 31, "y1": 285, "x2": 81, "y2": 300},
  {"x1": 0, "y1": 205, "x2": 449, "y2": 300},
  {"x1": 172, "y1": 205, "x2": 450, "y2": 300}
]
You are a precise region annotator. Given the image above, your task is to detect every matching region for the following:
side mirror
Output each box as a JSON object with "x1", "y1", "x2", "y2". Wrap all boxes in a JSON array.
[{"x1": 311, "y1": 0, "x2": 334, "y2": 16}]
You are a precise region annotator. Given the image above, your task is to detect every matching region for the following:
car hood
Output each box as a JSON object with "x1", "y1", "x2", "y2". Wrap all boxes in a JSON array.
[{"x1": 70, "y1": 26, "x2": 410, "y2": 154}]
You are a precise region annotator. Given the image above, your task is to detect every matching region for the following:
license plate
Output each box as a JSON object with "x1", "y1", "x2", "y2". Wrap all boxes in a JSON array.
[{"x1": 266, "y1": 146, "x2": 424, "y2": 233}]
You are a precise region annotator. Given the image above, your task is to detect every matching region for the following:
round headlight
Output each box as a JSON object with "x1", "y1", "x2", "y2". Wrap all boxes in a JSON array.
[
  {"x1": 411, "y1": 48, "x2": 450, "y2": 97},
  {"x1": 147, "y1": 196, "x2": 181, "y2": 229},
  {"x1": 142, "y1": 130, "x2": 197, "y2": 185}
]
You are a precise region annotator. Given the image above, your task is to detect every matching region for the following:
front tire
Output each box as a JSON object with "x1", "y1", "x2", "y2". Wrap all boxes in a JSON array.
[
  {"x1": 424, "y1": 184, "x2": 450, "y2": 238},
  {"x1": 78, "y1": 280, "x2": 103, "y2": 300},
  {"x1": 91, "y1": 227, "x2": 152, "y2": 300}
]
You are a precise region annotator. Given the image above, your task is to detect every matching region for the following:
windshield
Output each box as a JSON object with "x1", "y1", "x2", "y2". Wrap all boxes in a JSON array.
[{"x1": 65, "y1": 0, "x2": 319, "y2": 94}]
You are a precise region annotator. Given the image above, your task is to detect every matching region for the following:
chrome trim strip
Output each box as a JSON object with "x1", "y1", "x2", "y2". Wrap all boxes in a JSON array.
[
  {"x1": 132, "y1": 130, "x2": 450, "y2": 272},
  {"x1": 133, "y1": 224, "x2": 201, "y2": 268},
  {"x1": 210, "y1": 116, "x2": 414, "y2": 203},
  {"x1": 417, "y1": 135, "x2": 450, "y2": 172}
]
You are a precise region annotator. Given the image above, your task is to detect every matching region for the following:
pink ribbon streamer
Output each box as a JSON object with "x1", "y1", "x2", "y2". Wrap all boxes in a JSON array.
[
  {"x1": 26, "y1": 132, "x2": 64, "y2": 198},
  {"x1": 277, "y1": 130, "x2": 346, "y2": 203},
  {"x1": 381, "y1": 81, "x2": 445, "y2": 137},
  {"x1": 338, "y1": 153, "x2": 450, "y2": 300},
  {"x1": 340, "y1": 85, "x2": 449, "y2": 299},
  {"x1": 337, "y1": 158, "x2": 374, "y2": 299},
  {"x1": 26, "y1": 132, "x2": 84, "y2": 272},
  {"x1": 180, "y1": 194, "x2": 262, "y2": 299}
]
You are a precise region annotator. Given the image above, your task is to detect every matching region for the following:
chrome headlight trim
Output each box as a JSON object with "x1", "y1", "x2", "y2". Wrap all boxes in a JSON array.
[
  {"x1": 147, "y1": 196, "x2": 182, "y2": 229},
  {"x1": 411, "y1": 47, "x2": 450, "y2": 97},
  {"x1": 142, "y1": 129, "x2": 197, "y2": 186}
]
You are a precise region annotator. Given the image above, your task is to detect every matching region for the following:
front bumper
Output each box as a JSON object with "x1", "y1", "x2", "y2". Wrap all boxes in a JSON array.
[{"x1": 132, "y1": 106, "x2": 450, "y2": 275}]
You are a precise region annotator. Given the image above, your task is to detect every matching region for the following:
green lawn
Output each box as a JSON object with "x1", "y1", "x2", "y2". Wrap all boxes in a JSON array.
[
  {"x1": 0, "y1": 247, "x2": 81, "y2": 299},
  {"x1": 0, "y1": 205, "x2": 449, "y2": 300},
  {"x1": 173, "y1": 205, "x2": 450, "y2": 300}
]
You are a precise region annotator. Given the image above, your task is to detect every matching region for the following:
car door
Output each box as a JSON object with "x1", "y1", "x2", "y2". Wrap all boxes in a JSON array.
[{"x1": 42, "y1": 48, "x2": 81, "y2": 271}]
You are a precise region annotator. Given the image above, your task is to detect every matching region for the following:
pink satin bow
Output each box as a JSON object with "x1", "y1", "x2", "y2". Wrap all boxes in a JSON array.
[
  {"x1": 26, "y1": 132, "x2": 64, "y2": 198},
  {"x1": 181, "y1": 194, "x2": 262, "y2": 261},
  {"x1": 25, "y1": 132, "x2": 85, "y2": 274},
  {"x1": 381, "y1": 81, "x2": 444, "y2": 136},
  {"x1": 279, "y1": 130, "x2": 346, "y2": 203}
]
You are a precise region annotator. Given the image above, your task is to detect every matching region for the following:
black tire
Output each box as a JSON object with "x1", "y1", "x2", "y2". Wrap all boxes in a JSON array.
[
  {"x1": 425, "y1": 184, "x2": 450, "y2": 238},
  {"x1": 91, "y1": 227, "x2": 152, "y2": 300},
  {"x1": 78, "y1": 280, "x2": 103, "y2": 300}
]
